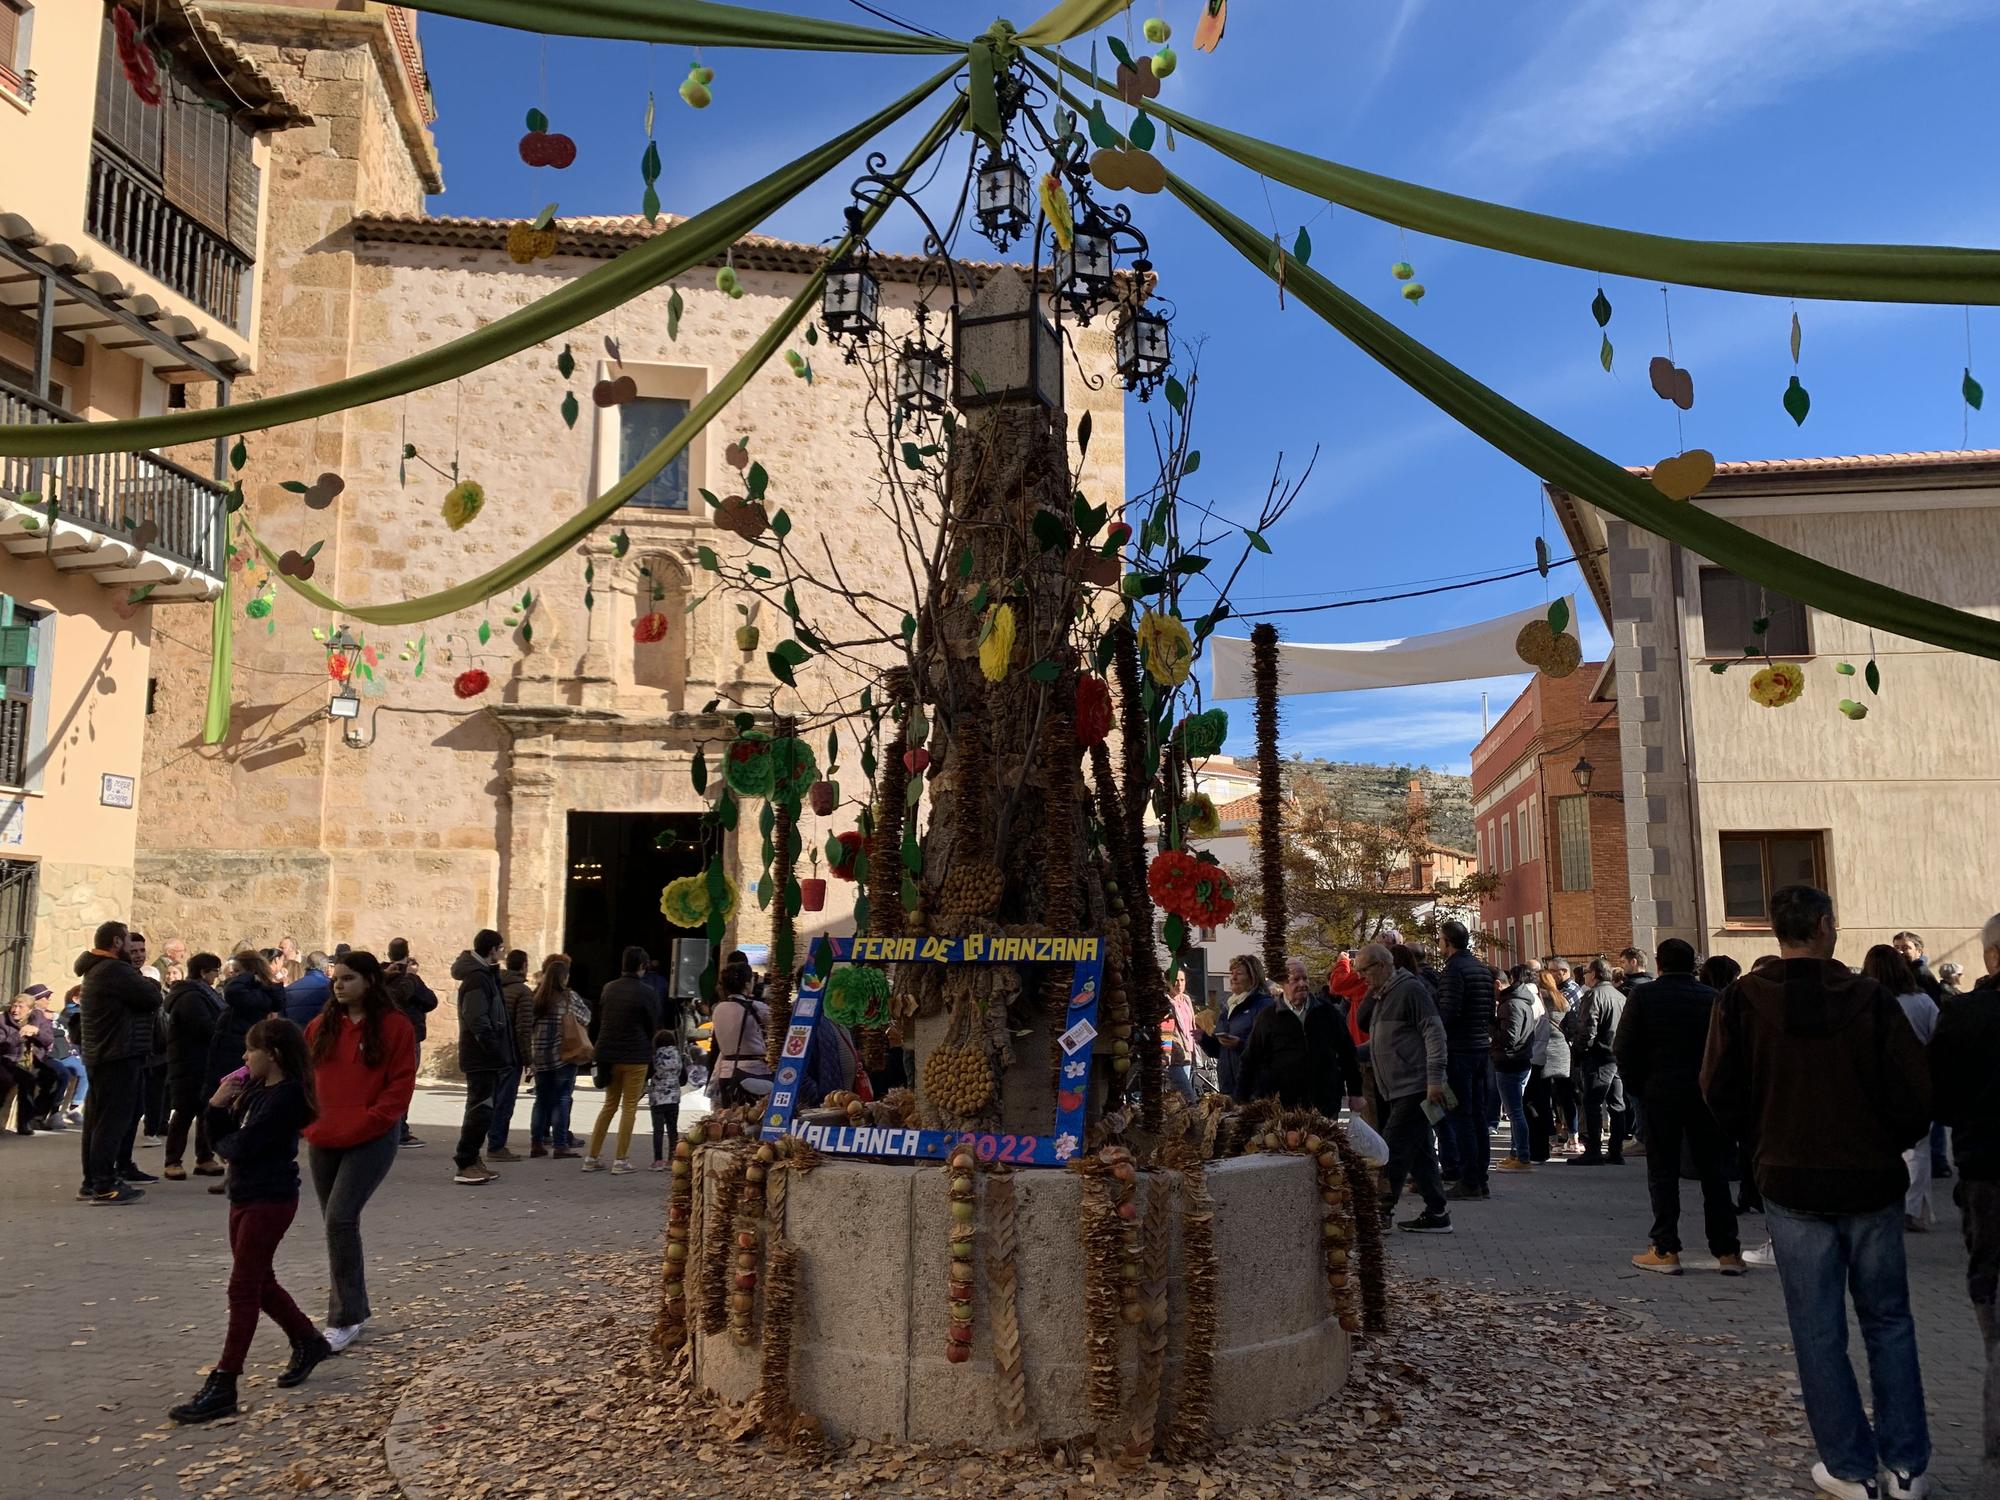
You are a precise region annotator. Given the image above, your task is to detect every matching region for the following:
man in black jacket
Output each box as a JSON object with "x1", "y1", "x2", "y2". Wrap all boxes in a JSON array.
[
  {"x1": 385, "y1": 937, "x2": 438, "y2": 1147},
  {"x1": 1614, "y1": 938, "x2": 1739, "y2": 1275},
  {"x1": 1931, "y1": 911, "x2": 2000, "y2": 1472},
  {"x1": 1239, "y1": 962, "x2": 1363, "y2": 1113},
  {"x1": 1433, "y1": 922, "x2": 1495, "y2": 1200},
  {"x1": 449, "y1": 929, "x2": 511, "y2": 1186},
  {"x1": 74, "y1": 920, "x2": 160, "y2": 1203}
]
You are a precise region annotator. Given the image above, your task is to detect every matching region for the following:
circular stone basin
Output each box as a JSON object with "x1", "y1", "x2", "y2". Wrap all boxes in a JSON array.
[{"x1": 692, "y1": 1152, "x2": 1350, "y2": 1448}]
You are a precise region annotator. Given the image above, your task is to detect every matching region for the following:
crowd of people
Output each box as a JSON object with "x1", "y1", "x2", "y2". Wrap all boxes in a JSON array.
[
  {"x1": 1185, "y1": 896, "x2": 1995, "y2": 1500},
  {"x1": 0, "y1": 918, "x2": 837, "y2": 1428}
]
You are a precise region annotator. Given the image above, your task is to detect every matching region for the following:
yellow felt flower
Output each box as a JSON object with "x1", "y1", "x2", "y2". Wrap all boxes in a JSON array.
[
  {"x1": 978, "y1": 602, "x2": 1016, "y2": 682},
  {"x1": 659, "y1": 872, "x2": 740, "y2": 928},
  {"x1": 1748, "y1": 662, "x2": 1805, "y2": 709},
  {"x1": 441, "y1": 480, "x2": 485, "y2": 531},
  {"x1": 1184, "y1": 791, "x2": 1220, "y2": 838},
  {"x1": 1137, "y1": 609, "x2": 1193, "y2": 688}
]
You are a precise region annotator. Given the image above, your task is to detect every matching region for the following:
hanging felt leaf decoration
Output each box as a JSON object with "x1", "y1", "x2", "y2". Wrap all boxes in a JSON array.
[
  {"x1": 1865, "y1": 658, "x2": 1881, "y2": 695},
  {"x1": 557, "y1": 345, "x2": 575, "y2": 380},
  {"x1": 1293, "y1": 226, "x2": 1312, "y2": 267},
  {"x1": 1040, "y1": 174, "x2": 1074, "y2": 251},
  {"x1": 1535, "y1": 536, "x2": 1551, "y2": 578},
  {"x1": 1783, "y1": 375, "x2": 1811, "y2": 426},
  {"x1": 1590, "y1": 287, "x2": 1612, "y2": 328},
  {"x1": 1966, "y1": 367, "x2": 1986, "y2": 411},
  {"x1": 1129, "y1": 110, "x2": 1157, "y2": 153},
  {"x1": 1086, "y1": 100, "x2": 1119, "y2": 150},
  {"x1": 1599, "y1": 333, "x2": 1614, "y2": 373},
  {"x1": 1790, "y1": 311, "x2": 1803, "y2": 364},
  {"x1": 561, "y1": 390, "x2": 579, "y2": 429}
]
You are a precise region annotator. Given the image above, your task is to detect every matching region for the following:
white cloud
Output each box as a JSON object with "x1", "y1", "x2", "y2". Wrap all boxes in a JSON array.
[{"x1": 1453, "y1": 0, "x2": 1986, "y2": 192}]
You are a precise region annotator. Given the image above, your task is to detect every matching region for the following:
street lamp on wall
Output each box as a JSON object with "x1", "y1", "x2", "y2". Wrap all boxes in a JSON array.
[{"x1": 1571, "y1": 755, "x2": 1624, "y2": 802}]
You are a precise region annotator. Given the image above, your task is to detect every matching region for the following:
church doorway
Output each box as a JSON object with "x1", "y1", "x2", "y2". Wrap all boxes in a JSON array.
[{"x1": 561, "y1": 811, "x2": 704, "y2": 998}]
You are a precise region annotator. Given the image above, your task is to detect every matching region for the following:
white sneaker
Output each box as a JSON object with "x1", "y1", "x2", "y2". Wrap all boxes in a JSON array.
[
  {"x1": 609, "y1": 1160, "x2": 634, "y2": 1175},
  {"x1": 324, "y1": 1322, "x2": 363, "y2": 1353},
  {"x1": 1743, "y1": 1241, "x2": 1778, "y2": 1267},
  {"x1": 1812, "y1": 1461, "x2": 1880, "y2": 1499},
  {"x1": 1882, "y1": 1469, "x2": 1931, "y2": 1500},
  {"x1": 580, "y1": 1157, "x2": 605, "y2": 1172}
]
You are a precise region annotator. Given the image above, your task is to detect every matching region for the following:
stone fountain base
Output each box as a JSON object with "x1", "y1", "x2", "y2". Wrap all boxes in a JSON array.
[{"x1": 691, "y1": 1151, "x2": 1350, "y2": 1448}]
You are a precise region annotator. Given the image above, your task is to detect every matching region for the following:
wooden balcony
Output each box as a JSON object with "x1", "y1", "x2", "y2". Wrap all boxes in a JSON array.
[
  {"x1": 86, "y1": 146, "x2": 252, "y2": 332},
  {"x1": 0, "y1": 378, "x2": 227, "y2": 590}
]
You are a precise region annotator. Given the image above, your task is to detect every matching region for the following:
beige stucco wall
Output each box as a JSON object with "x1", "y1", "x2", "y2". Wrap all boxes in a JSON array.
[
  {"x1": 0, "y1": 556, "x2": 154, "y2": 986},
  {"x1": 136, "y1": 15, "x2": 1127, "y2": 990},
  {"x1": 0, "y1": 0, "x2": 266, "y2": 362},
  {"x1": 1596, "y1": 482, "x2": 2000, "y2": 971}
]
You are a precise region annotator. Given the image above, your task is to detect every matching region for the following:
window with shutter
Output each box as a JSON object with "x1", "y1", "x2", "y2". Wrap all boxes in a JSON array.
[
  {"x1": 0, "y1": 2, "x2": 26, "y2": 90},
  {"x1": 165, "y1": 96, "x2": 232, "y2": 237},
  {"x1": 94, "y1": 8, "x2": 162, "y2": 174},
  {"x1": 226, "y1": 129, "x2": 259, "y2": 253}
]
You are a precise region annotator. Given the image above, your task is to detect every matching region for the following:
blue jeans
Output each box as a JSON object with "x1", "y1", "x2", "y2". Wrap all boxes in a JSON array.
[
  {"x1": 1496, "y1": 1067, "x2": 1530, "y2": 1161},
  {"x1": 1766, "y1": 1198, "x2": 1930, "y2": 1482},
  {"x1": 486, "y1": 1067, "x2": 521, "y2": 1152},
  {"x1": 54, "y1": 1055, "x2": 87, "y2": 1108},
  {"x1": 530, "y1": 1067, "x2": 571, "y2": 1147},
  {"x1": 554, "y1": 1064, "x2": 579, "y2": 1145},
  {"x1": 1445, "y1": 1050, "x2": 1493, "y2": 1189},
  {"x1": 1166, "y1": 1062, "x2": 1197, "y2": 1104}
]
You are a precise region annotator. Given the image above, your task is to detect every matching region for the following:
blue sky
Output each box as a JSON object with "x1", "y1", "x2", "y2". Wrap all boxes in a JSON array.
[{"x1": 414, "y1": 0, "x2": 1999, "y2": 772}]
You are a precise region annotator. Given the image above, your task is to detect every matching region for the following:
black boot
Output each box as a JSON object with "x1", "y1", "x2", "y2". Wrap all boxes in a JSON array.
[
  {"x1": 168, "y1": 1370, "x2": 238, "y2": 1424},
  {"x1": 276, "y1": 1332, "x2": 332, "y2": 1389}
]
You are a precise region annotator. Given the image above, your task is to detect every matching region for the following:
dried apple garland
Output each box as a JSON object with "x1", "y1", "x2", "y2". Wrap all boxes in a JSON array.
[
  {"x1": 657, "y1": 1130, "x2": 698, "y2": 1351},
  {"x1": 756, "y1": 1238, "x2": 800, "y2": 1437},
  {"x1": 1250, "y1": 623, "x2": 1287, "y2": 982},
  {"x1": 701, "y1": 1145, "x2": 742, "y2": 1337},
  {"x1": 731, "y1": 1141, "x2": 773, "y2": 1347},
  {"x1": 945, "y1": 1144, "x2": 979, "y2": 1363}
]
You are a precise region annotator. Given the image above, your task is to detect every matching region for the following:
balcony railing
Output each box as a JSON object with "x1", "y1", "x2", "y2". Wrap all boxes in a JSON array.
[
  {"x1": 86, "y1": 146, "x2": 251, "y2": 331},
  {"x1": 0, "y1": 379, "x2": 227, "y2": 578}
]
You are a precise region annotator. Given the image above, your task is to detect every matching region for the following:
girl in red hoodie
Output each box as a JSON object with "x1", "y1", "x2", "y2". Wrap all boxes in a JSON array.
[{"x1": 302, "y1": 951, "x2": 416, "y2": 1354}]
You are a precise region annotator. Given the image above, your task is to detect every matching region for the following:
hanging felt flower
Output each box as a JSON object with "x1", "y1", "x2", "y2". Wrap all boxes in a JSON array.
[
  {"x1": 1147, "y1": 848, "x2": 1237, "y2": 927},
  {"x1": 1040, "y1": 174, "x2": 1074, "y2": 252},
  {"x1": 1074, "y1": 673, "x2": 1114, "y2": 746},
  {"x1": 633, "y1": 611, "x2": 669, "y2": 643},
  {"x1": 724, "y1": 737, "x2": 777, "y2": 799},
  {"x1": 114, "y1": 6, "x2": 163, "y2": 106},
  {"x1": 829, "y1": 830, "x2": 865, "y2": 880},
  {"x1": 824, "y1": 966, "x2": 892, "y2": 1028},
  {"x1": 660, "y1": 872, "x2": 739, "y2": 928},
  {"x1": 1137, "y1": 609, "x2": 1194, "y2": 688},
  {"x1": 327, "y1": 653, "x2": 352, "y2": 683},
  {"x1": 978, "y1": 603, "x2": 1016, "y2": 683},
  {"x1": 768, "y1": 737, "x2": 819, "y2": 803},
  {"x1": 441, "y1": 480, "x2": 485, "y2": 531},
  {"x1": 1748, "y1": 662, "x2": 1806, "y2": 709},
  {"x1": 244, "y1": 593, "x2": 273, "y2": 620},
  {"x1": 1177, "y1": 707, "x2": 1228, "y2": 758},
  {"x1": 1183, "y1": 792, "x2": 1221, "y2": 839},
  {"x1": 452, "y1": 668, "x2": 490, "y2": 699}
]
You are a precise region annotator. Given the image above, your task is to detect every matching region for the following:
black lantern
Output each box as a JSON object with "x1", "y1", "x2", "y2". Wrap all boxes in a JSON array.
[
  {"x1": 1057, "y1": 214, "x2": 1117, "y2": 324},
  {"x1": 1114, "y1": 282, "x2": 1171, "y2": 400},
  {"x1": 973, "y1": 148, "x2": 1033, "y2": 252},
  {"x1": 822, "y1": 207, "x2": 881, "y2": 352},
  {"x1": 1571, "y1": 755, "x2": 1594, "y2": 792},
  {"x1": 895, "y1": 311, "x2": 950, "y2": 423}
]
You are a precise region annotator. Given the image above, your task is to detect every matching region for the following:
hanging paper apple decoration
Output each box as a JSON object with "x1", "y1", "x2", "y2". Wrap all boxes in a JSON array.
[
  {"x1": 679, "y1": 61, "x2": 714, "y2": 109},
  {"x1": 518, "y1": 109, "x2": 576, "y2": 168},
  {"x1": 453, "y1": 668, "x2": 491, "y2": 699}
]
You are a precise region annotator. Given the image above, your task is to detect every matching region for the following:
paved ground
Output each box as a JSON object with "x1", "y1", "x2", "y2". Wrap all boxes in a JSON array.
[{"x1": 0, "y1": 1089, "x2": 1986, "y2": 1498}]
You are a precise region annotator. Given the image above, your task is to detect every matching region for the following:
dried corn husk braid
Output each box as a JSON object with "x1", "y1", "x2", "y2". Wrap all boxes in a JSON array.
[
  {"x1": 765, "y1": 714, "x2": 799, "y2": 1071},
  {"x1": 1251, "y1": 622, "x2": 1287, "y2": 982}
]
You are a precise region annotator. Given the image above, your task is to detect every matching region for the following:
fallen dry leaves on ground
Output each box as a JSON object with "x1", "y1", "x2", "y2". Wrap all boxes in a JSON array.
[{"x1": 374, "y1": 1253, "x2": 1815, "y2": 1500}]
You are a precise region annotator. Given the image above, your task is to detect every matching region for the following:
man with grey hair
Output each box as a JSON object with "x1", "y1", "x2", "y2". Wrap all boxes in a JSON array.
[
  {"x1": 1355, "y1": 942, "x2": 1451, "y2": 1233},
  {"x1": 1573, "y1": 957, "x2": 1628, "y2": 1165},
  {"x1": 1546, "y1": 956, "x2": 1582, "y2": 1007},
  {"x1": 1931, "y1": 909, "x2": 2000, "y2": 1475},
  {"x1": 282, "y1": 951, "x2": 333, "y2": 1028}
]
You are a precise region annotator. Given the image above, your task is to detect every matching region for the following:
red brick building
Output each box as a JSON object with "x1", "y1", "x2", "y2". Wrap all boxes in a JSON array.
[{"x1": 1468, "y1": 664, "x2": 1631, "y2": 965}]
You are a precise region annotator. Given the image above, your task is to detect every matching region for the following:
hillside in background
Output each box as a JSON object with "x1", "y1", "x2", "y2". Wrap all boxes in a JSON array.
[{"x1": 1287, "y1": 759, "x2": 1475, "y2": 853}]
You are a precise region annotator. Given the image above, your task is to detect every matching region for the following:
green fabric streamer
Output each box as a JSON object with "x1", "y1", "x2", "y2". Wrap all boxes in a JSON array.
[
  {"x1": 1168, "y1": 173, "x2": 2000, "y2": 662},
  {"x1": 389, "y1": 0, "x2": 954, "y2": 51},
  {"x1": 0, "y1": 64, "x2": 958, "y2": 460},
  {"x1": 202, "y1": 566, "x2": 233, "y2": 746},
  {"x1": 1018, "y1": 0, "x2": 1136, "y2": 43},
  {"x1": 237, "y1": 94, "x2": 967, "y2": 631},
  {"x1": 1037, "y1": 52, "x2": 2000, "y2": 304}
]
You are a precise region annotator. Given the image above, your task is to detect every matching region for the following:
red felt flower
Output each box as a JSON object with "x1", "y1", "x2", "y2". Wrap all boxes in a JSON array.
[
  {"x1": 452, "y1": 668, "x2": 490, "y2": 700},
  {"x1": 114, "y1": 6, "x2": 162, "y2": 106},
  {"x1": 633, "y1": 611, "x2": 669, "y2": 643},
  {"x1": 1147, "y1": 848, "x2": 1237, "y2": 927},
  {"x1": 829, "y1": 830, "x2": 864, "y2": 881},
  {"x1": 1074, "y1": 673, "x2": 1113, "y2": 747},
  {"x1": 326, "y1": 654, "x2": 352, "y2": 683}
]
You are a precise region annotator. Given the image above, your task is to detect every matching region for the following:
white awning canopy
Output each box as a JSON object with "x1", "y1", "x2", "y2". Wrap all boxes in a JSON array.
[{"x1": 1209, "y1": 596, "x2": 1575, "y2": 699}]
